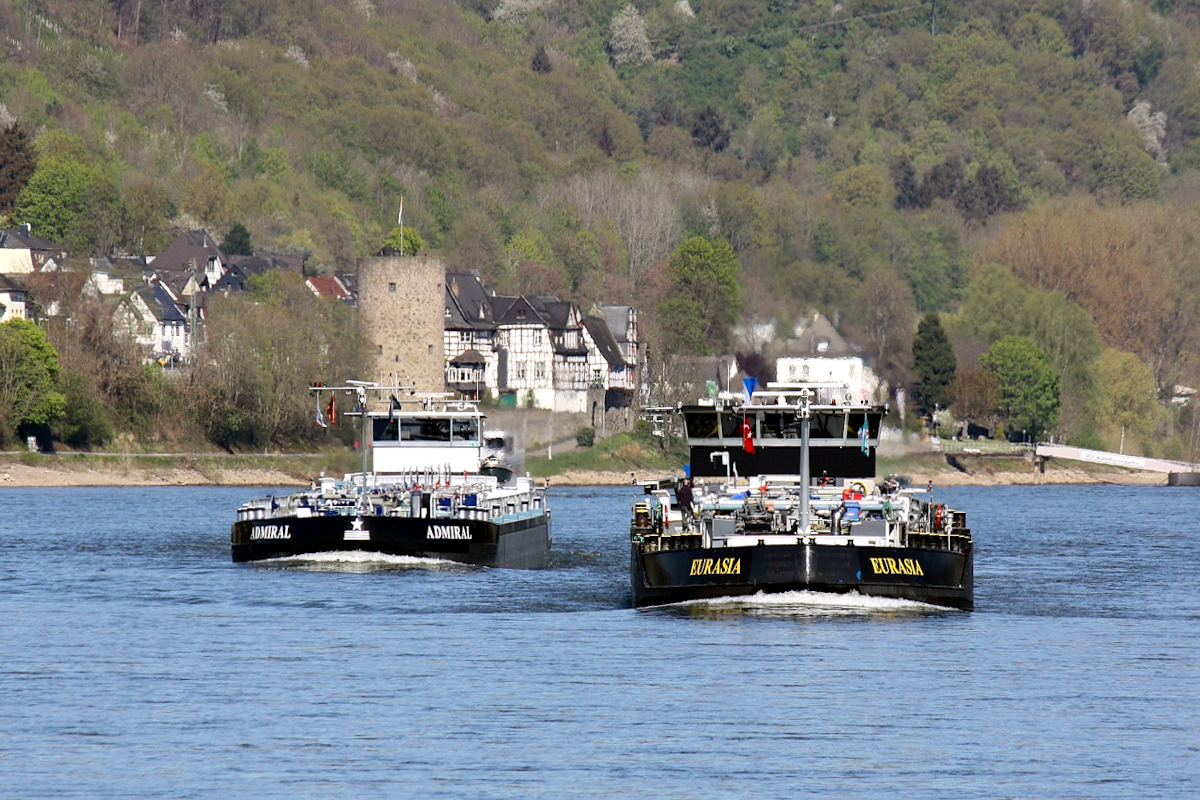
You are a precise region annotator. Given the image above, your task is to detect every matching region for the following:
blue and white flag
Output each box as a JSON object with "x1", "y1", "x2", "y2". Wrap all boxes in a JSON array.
[
  {"x1": 742, "y1": 376, "x2": 757, "y2": 405},
  {"x1": 859, "y1": 415, "x2": 870, "y2": 455}
]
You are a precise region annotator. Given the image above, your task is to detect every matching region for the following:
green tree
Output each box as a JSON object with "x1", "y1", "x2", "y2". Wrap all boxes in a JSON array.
[
  {"x1": 53, "y1": 372, "x2": 114, "y2": 448},
  {"x1": 68, "y1": 174, "x2": 127, "y2": 257},
  {"x1": 1092, "y1": 348, "x2": 1158, "y2": 451},
  {"x1": 658, "y1": 236, "x2": 741, "y2": 355},
  {"x1": 981, "y1": 335, "x2": 1060, "y2": 442},
  {"x1": 0, "y1": 319, "x2": 67, "y2": 445},
  {"x1": 831, "y1": 165, "x2": 891, "y2": 208},
  {"x1": 912, "y1": 313, "x2": 956, "y2": 414},
  {"x1": 222, "y1": 222, "x2": 253, "y2": 255},
  {"x1": 382, "y1": 225, "x2": 426, "y2": 256},
  {"x1": 13, "y1": 155, "x2": 98, "y2": 242},
  {"x1": 0, "y1": 122, "x2": 36, "y2": 215}
]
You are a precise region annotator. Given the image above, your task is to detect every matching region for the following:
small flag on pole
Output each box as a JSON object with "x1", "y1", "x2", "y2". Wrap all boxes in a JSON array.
[
  {"x1": 742, "y1": 376, "x2": 757, "y2": 405},
  {"x1": 741, "y1": 415, "x2": 755, "y2": 454},
  {"x1": 327, "y1": 395, "x2": 337, "y2": 426},
  {"x1": 316, "y1": 407, "x2": 327, "y2": 428},
  {"x1": 859, "y1": 414, "x2": 870, "y2": 455}
]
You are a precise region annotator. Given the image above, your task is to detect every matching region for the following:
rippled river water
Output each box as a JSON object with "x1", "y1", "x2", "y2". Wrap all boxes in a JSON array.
[{"x1": 2, "y1": 484, "x2": 1198, "y2": 798}]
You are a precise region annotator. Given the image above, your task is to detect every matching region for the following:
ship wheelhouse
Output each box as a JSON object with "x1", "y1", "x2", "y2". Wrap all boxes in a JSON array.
[
  {"x1": 681, "y1": 383, "x2": 882, "y2": 480},
  {"x1": 369, "y1": 408, "x2": 484, "y2": 474}
]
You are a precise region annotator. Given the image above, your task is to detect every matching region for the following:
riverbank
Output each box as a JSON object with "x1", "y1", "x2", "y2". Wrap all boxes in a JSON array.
[
  {"x1": 0, "y1": 452, "x2": 344, "y2": 488},
  {"x1": 0, "y1": 450, "x2": 1168, "y2": 487}
]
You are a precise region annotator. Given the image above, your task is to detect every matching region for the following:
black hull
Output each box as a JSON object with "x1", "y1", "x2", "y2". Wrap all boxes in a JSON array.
[
  {"x1": 631, "y1": 542, "x2": 973, "y2": 610},
  {"x1": 232, "y1": 513, "x2": 550, "y2": 569}
]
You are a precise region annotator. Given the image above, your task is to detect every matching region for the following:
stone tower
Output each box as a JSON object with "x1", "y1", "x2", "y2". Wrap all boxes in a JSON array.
[{"x1": 357, "y1": 255, "x2": 445, "y2": 393}]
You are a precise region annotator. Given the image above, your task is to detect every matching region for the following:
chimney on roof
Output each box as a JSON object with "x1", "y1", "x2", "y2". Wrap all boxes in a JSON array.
[{"x1": 20, "y1": 222, "x2": 31, "y2": 237}]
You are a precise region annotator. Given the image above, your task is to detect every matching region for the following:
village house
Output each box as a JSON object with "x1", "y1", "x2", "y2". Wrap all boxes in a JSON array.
[
  {"x1": 494, "y1": 294, "x2": 590, "y2": 412},
  {"x1": 305, "y1": 275, "x2": 352, "y2": 302},
  {"x1": 150, "y1": 230, "x2": 224, "y2": 280},
  {"x1": 115, "y1": 283, "x2": 191, "y2": 362},
  {"x1": 0, "y1": 224, "x2": 67, "y2": 274},
  {"x1": 777, "y1": 311, "x2": 882, "y2": 403},
  {"x1": 589, "y1": 304, "x2": 640, "y2": 403},
  {"x1": 441, "y1": 273, "x2": 639, "y2": 412},
  {"x1": 443, "y1": 273, "x2": 497, "y2": 400},
  {"x1": 0, "y1": 274, "x2": 28, "y2": 322}
]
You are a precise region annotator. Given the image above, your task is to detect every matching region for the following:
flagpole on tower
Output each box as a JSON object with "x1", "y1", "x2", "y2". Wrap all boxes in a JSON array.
[{"x1": 398, "y1": 198, "x2": 404, "y2": 257}]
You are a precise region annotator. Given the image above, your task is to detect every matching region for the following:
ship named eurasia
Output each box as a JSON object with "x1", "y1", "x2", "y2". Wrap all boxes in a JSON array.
[
  {"x1": 232, "y1": 381, "x2": 550, "y2": 567},
  {"x1": 630, "y1": 383, "x2": 973, "y2": 609}
]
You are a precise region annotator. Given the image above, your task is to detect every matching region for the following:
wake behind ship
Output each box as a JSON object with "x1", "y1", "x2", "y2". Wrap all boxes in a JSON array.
[
  {"x1": 630, "y1": 383, "x2": 973, "y2": 609},
  {"x1": 232, "y1": 381, "x2": 550, "y2": 568}
]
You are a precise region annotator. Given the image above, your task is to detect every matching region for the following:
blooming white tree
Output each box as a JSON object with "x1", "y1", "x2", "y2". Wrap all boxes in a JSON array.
[
  {"x1": 608, "y1": 4, "x2": 652, "y2": 65},
  {"x1": 492, "y1": 0, "x2": 551, "y2": 24}
]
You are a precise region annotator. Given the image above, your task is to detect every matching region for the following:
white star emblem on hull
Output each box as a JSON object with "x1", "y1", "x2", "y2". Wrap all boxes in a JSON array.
[{"x1": 344, "y1": 517, "x2": 370, "y2": 541}]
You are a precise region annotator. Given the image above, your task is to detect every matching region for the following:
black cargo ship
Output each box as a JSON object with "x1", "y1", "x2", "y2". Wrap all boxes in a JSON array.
[
  {"x1": 630, "y1": 384, "x2": 972, "y2": 609},
  {"x1": 232, "y1": 381, "x2": 550, "y2": 568}
]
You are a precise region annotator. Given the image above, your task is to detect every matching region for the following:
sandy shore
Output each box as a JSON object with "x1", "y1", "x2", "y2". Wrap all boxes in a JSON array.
[
  {"x1": 0, "y1": 461, "x2": 303, "y2": 488},
  {"x1": 0, "y1": 456, "x2": 1168, "y2": 488}
]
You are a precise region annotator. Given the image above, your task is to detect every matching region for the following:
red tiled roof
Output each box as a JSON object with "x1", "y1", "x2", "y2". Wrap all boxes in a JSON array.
[{"x1": 305, "y1": 275, "x2": 350, "y2": 300}]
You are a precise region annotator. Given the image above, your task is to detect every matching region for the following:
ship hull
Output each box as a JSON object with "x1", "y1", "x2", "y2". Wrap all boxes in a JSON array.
[
  {"x1": 631, "y1": 542, "x2": 973, "y2": 610},
  {"x1": 232, "y1": 513, "x2": 550, "y2": 569}
]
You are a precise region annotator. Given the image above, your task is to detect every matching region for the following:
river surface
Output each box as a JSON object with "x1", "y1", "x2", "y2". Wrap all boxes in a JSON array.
[{"x1": 2, "y1": 484, "x2": 1197, "y2": 798}]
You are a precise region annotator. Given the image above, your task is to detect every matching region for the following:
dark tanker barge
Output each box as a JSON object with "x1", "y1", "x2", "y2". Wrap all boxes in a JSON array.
[{"x1": 630, "y1": 384, "x2": 973, "y2": 610}]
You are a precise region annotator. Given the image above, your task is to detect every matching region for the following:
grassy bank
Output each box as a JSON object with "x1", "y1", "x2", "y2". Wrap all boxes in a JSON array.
[{"x1": 525, "y1": 431, "x2": 687, "y2": 480}]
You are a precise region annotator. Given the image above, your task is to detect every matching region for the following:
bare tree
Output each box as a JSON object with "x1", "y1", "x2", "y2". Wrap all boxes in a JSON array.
[{"x1": 562, "y1": 167, "x2": 693, "y2": 289}]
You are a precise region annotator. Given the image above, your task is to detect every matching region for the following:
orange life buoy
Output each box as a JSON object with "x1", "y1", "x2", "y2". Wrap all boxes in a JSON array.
[{"x1": 935, "y1": 505, "x2": 944, "y2": 528}]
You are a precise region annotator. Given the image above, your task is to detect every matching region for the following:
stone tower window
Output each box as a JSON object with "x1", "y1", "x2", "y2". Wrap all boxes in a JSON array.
[
  {"x1": 389, "y1": 282, "x2": 396, "y2": 292},
  {"x1": 377, "y1": 345, "x2": 383, "y2": 354}
]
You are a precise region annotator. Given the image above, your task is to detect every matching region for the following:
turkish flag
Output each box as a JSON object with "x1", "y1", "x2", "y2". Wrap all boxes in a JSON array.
[
  {"x1": 741, "y1": 415, "x2": 754, "y2": 453},
  {"x1": 326, "y1": 395, "x2": 337, "y2": 426}
]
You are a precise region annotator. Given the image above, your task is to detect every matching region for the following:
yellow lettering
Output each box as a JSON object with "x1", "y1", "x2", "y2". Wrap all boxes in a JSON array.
[
  {"x1": 690, "y1": 557, "x2": 743, "y2": 578},
  {"x1": 912, "y1": 559, "x2": 924, "y2": 576},
  {"x1": 884, "y1": 558, "x2": 898, "y2": 573}
]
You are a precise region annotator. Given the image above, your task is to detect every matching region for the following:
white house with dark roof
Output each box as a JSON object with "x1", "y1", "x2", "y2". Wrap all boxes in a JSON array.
[
  {"x1": 588, "y1": 304, "x2": 640, "y2": 399},
  {"x1": 444, "y1": 273, "x2": 499, "y2": 399},
  {"x1": 493, "y1": 294, "x2": 591, "y2": 412},
  {"x1": 115, "y1": 283, "x2": 191, "y2": 362},
  {"x1": 150, "y1": 230, "x2": 224, "y2": 276},
  {"x1": 0, "y1": 274, "x2": 28, "y2": 322},
  {"x1": 442, "y1": 274, "x2": 639, "y2": 412},
  {"x1": 0, "y1": 224, "x2": 67, "y2": 274}
]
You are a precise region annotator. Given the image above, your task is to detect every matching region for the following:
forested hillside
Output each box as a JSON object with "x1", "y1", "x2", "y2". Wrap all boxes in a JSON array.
[{"x1": 2, "y1": 0, "x2": 1200, "y2": 458}]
